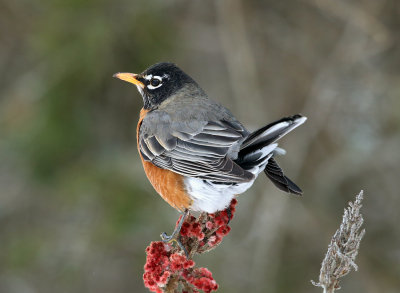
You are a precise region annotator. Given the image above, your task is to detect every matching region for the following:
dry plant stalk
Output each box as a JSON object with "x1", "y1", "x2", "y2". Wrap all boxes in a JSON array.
[{"x1": 312, "y1": 190, "x2": 365, "y2": 292}]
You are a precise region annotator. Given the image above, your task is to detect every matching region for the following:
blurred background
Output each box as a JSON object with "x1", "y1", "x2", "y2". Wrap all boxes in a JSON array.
[{"x1": 1, "y1": 0, "x2": 399, "y2": 292}]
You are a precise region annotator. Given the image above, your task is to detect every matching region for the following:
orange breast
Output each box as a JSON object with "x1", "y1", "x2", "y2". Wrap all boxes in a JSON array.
[{"x1": 137, "y1": 109, "x2": 191, "y2": 211}]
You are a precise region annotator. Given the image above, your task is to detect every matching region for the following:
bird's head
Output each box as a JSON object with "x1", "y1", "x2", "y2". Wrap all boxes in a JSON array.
[{"x1": 113, "y1": 62, "x2": 196, "y2": 110}]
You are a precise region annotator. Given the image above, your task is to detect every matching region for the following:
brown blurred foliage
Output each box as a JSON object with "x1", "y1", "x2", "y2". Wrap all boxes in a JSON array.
[{"x1": 0, "y1": 0, "x2": 399, "y2": 292}]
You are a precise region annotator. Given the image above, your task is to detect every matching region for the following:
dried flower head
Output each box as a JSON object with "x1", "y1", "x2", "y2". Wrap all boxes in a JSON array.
[{"x1": 312, "y1": 190, "x2": 365, "y2": 292}]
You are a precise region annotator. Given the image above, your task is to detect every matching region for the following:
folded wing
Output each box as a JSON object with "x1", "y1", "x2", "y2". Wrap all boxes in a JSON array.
[{"x1": 139, "y1": 112, "x2": 254, "y2": 183}]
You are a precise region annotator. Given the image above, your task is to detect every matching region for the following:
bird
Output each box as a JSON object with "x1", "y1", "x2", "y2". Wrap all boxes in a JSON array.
[{"x1": 113, "y1": 62, "x2": 306, "y2": 245}]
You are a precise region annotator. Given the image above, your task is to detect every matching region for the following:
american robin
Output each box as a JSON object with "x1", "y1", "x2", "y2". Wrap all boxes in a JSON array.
[{"x1": 114, "y1": 62, "x2": 306, "y2": 245}]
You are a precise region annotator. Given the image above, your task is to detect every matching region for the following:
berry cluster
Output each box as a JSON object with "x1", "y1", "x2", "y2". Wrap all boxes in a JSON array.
[
  {"x1": 143, "y1": 242, "x2": 217, "y2": 293},
  {"x1": 182, "y1": 267, "x2": 218, "y2": 293},
  {"x1": 143, "y1": 199, "x2": 237, "y2": 292},
  {"x1": 177, "y1": 198, "x2": 236, "y2": 254}
]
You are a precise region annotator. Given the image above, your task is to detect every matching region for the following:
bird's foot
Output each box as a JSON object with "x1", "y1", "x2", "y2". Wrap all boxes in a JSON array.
[{"x1": 160, "y1": 209, "x2": 189, "y2": 257}]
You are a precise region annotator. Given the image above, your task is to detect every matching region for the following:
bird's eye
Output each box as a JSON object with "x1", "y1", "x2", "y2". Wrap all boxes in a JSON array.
[{"x1": 150, "y1": 78, "x2": 161, "y2": 87}]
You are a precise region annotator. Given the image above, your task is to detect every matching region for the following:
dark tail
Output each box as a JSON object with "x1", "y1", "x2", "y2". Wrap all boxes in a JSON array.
[
  {"x1": 236, "y1": 114, "x2": 306, "y2": 195},
  {"x1": 264, "y1": 158, "x2": 302, "y2": 195}
]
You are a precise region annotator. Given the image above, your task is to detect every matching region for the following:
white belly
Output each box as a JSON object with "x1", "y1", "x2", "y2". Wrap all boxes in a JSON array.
[
  {"x1": 183, "y1": 151, "x2": 273, "y2": 213},
  {"x1": 184, "y1": 177, "x2": 256, "y2": 213}
]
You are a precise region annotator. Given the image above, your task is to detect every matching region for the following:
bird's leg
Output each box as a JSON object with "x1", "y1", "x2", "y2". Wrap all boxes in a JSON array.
[
  {"x1": 160, "y1": 209, "x2": 189, "y2": 256},
  {"x1": 226, "y1": 206, "x2": 232, "y2": 224},
  {"x1": 160, "y1": 210, "x2": 188, "y2": 242}
]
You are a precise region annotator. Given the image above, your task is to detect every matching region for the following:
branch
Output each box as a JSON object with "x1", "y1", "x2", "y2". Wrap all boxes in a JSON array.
[{"x1": 312, "y1": 190, "x2": 365, "y2": 292}]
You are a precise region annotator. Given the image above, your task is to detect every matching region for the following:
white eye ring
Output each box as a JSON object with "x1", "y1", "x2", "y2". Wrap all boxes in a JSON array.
[{"x1": 147, "y1": 76, "x2": 163, "y2": 90}]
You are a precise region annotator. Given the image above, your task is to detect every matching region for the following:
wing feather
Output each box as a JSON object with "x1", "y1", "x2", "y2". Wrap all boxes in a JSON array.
[{"x1": 139, "y1": 117, "x2": 254, "y2": 183}]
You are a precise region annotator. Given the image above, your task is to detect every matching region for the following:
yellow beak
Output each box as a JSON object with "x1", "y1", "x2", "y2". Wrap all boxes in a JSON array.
[{"x1": 113, "y1": 72, "x2": 145, "y2": 88}]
